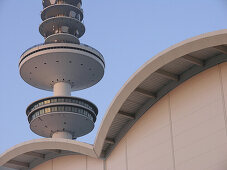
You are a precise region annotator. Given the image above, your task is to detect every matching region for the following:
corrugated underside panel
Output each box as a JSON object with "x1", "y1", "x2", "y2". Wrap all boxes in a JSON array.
[
  {"x1": 161, "y1": 57, "x2": 194, "y2": 75},
  {"x1": 4, "y1": 163, "x2": 20, "y2": 169},
  {"x1": 189, "y1": 47, "x2": 221, "y2": 60},
  {"x1": 13, "y1": 155, "x2": 34, "y2": 165},
  {"x1": 102, "y1": 143, "x2": 110, "y2": 152},
  {"x1": 127, "y1": 92, "x2": 149, "y2": 105},
  {"x1": 120, "y1": 99, "x2": 142, "y2": 113},
  {"x1": 107, "y1": 114, "x2": 130, "y2": 139},
  {"x1": 138, "y1": 73, "x2": 169, "y2": 92},
  {"x1": 35, "y1": 150, "x2": 50, "y2": 154}
]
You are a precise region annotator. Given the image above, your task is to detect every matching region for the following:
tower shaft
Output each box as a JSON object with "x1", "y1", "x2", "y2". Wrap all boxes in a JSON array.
[{"x1": 54, "y1": 82, "x2": 71, "y2": 96}]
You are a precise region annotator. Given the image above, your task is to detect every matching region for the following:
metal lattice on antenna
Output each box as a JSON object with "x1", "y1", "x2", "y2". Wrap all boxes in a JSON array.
[{"x1": 19, "y1": 0, "x2": 105, "y2": 139}]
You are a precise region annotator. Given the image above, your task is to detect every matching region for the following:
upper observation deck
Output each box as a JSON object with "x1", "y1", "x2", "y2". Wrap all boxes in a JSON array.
[{"x1": 41, "y1": 0, "x2": 84, "y2": 44}]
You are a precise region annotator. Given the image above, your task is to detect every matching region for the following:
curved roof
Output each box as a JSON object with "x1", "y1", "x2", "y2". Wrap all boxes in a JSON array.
[
  {"x1": 94, "y1": 29, "x2": 227, "y2": 157},
  {"x1": 2, "y1": 29, "x2": 227, "y2": 169},
  {"x1": 0, "y1": 138, "x2": 96, "y2": 169}
]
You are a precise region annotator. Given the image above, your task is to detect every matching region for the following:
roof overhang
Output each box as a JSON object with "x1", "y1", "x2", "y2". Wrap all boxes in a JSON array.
[
  {"x1": 94, "y1": 29, "x2": 227, "y2": 157},
  {"x1": 0, "y1": 138, "x2": 96, "y2": 169}
]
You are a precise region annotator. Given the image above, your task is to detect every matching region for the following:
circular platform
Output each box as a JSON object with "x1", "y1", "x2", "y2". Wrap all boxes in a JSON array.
[
  {"x1": 27, "y1": 96, "x2": 98, "y2": 116},
  {"x1": 39, "y1": 16, "x2": 85, "y2": 38},
  {"x1": 43, "y1": 0, "x2": 82, "y2": 8},
  {"x1": 41, "y1": 4, "x2": 83, "y2": 21},
  {"x1": 19, "y1": 43, "x2": 105, "y2": 91},
  {"x1": 27, "y1": 96, "x2": 97, "y2": 138},
  {"x1": 30, "y1": 112, "x2": 94, "y2": 139},
  {"x1": 45, "y1": 33, "x2": 80, "y2": 44}
]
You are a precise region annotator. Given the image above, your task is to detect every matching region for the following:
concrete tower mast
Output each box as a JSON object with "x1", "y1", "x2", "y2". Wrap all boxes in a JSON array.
[{"x1": 19, "y1": 0, "x2": 105, "y2": 139}]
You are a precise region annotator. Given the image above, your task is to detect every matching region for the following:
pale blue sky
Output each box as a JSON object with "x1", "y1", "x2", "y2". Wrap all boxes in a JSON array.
[{"x1": 0, "y1": 0, "x2": 227, "y2": 154}]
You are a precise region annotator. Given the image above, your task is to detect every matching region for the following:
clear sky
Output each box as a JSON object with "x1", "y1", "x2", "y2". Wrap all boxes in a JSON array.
[{"x1": 0, "y1": 0, "x2": 227, "y2": 154}]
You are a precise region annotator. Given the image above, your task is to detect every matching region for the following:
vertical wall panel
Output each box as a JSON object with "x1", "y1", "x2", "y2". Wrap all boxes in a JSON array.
[
  {"x1": 170, "y1": 65, "x2": 227, "y2": 170},
  {"x1": 53, "y1": 155, "x2": 86, "y2": 170},
  {"x1": 126, "y1": 96, "x2": 174, "y2": 170},
  {"x1": 106, "y1": 138, "x2": 127, "y2": 170},
  {"x1": 87, "y1": 156, "x2": 104, "y2": 170},
  {"x1": 220, "y1": 62, "x2": 227, "y2": 133},
  {"x1": 32, "y1": 159, "x2": 52, "y2": 170},
  {"x1": 32, "y1": 155, "x2": 104, "y2": 170}
]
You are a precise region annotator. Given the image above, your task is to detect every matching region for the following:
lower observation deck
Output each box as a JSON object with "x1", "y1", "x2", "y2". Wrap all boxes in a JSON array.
[
  {"x1": 19, "y1": 43, "x2": 105, "y2": 91},
  {"x1": 27, "y1": 96, "x2": 98, "y2": 139}
]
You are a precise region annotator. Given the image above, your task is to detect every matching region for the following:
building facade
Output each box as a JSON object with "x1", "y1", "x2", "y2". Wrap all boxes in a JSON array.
[
  {"x1": 1, "y1": 0, "x2": 227, "y2": 169},
  {"x1": 1, "y1": 29, "x2": 227, "y2": 170}
]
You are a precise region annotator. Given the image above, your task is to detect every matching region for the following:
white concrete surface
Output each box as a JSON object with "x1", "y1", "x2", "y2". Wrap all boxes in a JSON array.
[
  {"x1": 53, "y1": 82, "x2": 71, "y2": 96},
  {"x1": 52, "y1": 131, "x2": 73, "y2": 139}
]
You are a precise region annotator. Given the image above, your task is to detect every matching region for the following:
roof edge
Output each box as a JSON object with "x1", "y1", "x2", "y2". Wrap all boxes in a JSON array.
[
  {"x1": 0, "y1": 138, "x2": 96, "y2": 167},
  {"x1": 94, "y1": 29, "x2": 227, "y2": 156}
]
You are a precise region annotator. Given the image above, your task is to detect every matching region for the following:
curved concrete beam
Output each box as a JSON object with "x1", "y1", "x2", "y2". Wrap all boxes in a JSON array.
[
  {"x1": 94, "y1": 29, "x2": 227, "y2": 156},
  {"x1": 0, "y1": 138, "x2": 96, "y2": 166}
]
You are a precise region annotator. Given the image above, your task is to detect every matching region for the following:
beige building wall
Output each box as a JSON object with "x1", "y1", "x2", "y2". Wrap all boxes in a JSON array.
[
  {"x1": 124, "y1": 95, "x2": 174, "y2": 170},
  {"x1": 106, "y1": 137, "x2": 127, "y2": 170},
  {"x1": 33, "y1": 155, "x2": 104, "y2": 170},
  {"x1": 33, "y1": 64, "x2": 227, "y2": 170},
  {"x1": 169, "y1": 64, "x2": 227, "y2": 170},
  {"x1": 106, "y1": 64, "x2": 227, "y2": 170}
]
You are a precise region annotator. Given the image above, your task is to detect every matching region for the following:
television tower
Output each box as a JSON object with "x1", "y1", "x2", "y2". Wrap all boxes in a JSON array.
[{"x1": 19, "y1": 0, "x2": 105, "y2": 139}]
